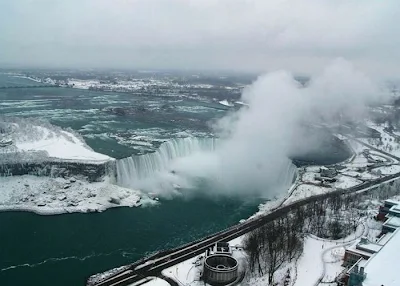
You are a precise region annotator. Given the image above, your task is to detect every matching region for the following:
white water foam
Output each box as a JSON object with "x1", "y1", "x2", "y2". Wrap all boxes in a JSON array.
[
  {"x1": 115, "y1": 137, "x2": 296, "y2": 197},
  {"x1": 116, "y1": 137, "x2": 217, "y2": 189}
]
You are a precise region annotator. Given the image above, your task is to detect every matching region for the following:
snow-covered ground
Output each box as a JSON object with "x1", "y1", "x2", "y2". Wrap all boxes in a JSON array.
[
  {"x1": 139, "y1": 277, "x2": 170, "y2": 286},
  {"x1": 159, "y1": 238, "x2": 246, "y2": 286},
  {"x1": 218, "y1": 100, "x2": 234, "y2": 107},
  {"x1": 143, "y1": 210, "x2": 383, "y2": 286},
  {"x1": 0, "y1": 175, "x2": 148, "y2": 215},
  {"x1": 0, "y1": 119, "x2": 153, "y2": 215},
  {"x1": 16, "y1": 126, "x2": 111, "y2": 162},
  {"x1": 66, "y1": 78, "x2": 233, "y2": 93},
  {"x1": 332, "y1": 175, "x2": 363, "y2": 189},
  {"x1": 1, "y1": 119, "x2": 112, "y2": 162},
  {"x1": 363, "y1": 121, "x2": 400, "y2": 158},
  {"x1": 11, "y1": 75, "x2": 42, "y2": 83},
  {"x1": 372, "y1": 164, "x2": 400, "y2": 175},
  {"x1": 284, "y1": 184, "x2": 330, "y2": 205},
  {"x1": 142, "y1": 216, "x2": 381, "y2": 286},
  {"x1": 162, "y1": 256, "x2": 201, "y2": 285}
]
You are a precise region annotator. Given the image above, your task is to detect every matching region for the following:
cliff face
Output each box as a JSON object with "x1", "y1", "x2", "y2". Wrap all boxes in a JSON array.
[{"x1": 0, "y1": 160, "x2": 116, "y2": 182}]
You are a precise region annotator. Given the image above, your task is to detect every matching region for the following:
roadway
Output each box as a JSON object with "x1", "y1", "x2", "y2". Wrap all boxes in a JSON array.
[
  {"x1": 345, "y1": 135, "x2": 400, "y2": 162},
  {"x1": 89, "y1": 168, "x2": 400, "y2": 286}
]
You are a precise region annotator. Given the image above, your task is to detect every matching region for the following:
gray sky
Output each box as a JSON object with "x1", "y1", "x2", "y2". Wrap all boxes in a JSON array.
[{"x1": 1, "y1": 0, "x2": 399, "y2": 75}]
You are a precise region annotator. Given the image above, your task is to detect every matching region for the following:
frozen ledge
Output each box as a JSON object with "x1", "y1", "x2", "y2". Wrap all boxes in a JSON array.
[{"x1": 0, "y1": 175, "x2": 155, "y2": 216}]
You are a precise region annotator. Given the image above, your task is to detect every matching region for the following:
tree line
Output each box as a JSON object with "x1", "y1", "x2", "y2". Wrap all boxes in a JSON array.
[{"x1": 243, "y1": 179, "x2": 400, "y2": 285}]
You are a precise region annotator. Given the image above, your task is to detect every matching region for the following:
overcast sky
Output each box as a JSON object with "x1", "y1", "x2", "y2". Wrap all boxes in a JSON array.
[{"x1": 0, "y1": 0, "x2": 399, "y2": 76}]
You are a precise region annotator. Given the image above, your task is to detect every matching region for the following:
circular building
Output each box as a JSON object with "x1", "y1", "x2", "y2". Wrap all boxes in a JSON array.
[{"x1": 203, "y1": 254, "x2": 238, "y2": 285}]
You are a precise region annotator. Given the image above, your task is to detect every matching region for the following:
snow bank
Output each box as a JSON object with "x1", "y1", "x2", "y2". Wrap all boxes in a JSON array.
[
  {"x1": 372, "y1": 164, "x2": 400, "y2": 175},
  {"x1": 0, "y1": 118, "x2": 113, "y2": 163},
  {"x1": 333, "y1": 175, "x2": 362, "y2": 189},
  {"x1": 141, "y1": 277, "x2": 170, "y2": 286},
  {"x1": 295, "y1": 236, "x2": 343, "y2": 286},
  {"x1": 218, "y1": 100, "x2": 234, "y2": 107},
  {"x1": 15, "y1": 126, "x2": 112, "y2": 162},
  {"x1": 284, "y1": 184, "x2": 330, "y2": 205},
  {"x1": 0, "y1": 175, "x2": 144, "y2": 215}
]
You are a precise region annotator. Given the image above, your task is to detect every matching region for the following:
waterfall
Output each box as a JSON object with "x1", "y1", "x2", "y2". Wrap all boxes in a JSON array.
[
  {"x1": 116, "y1": 137, "x2": 217, "y2": 189},
  {"x1": 278, "y1": 159, "x2": 298, "y2": 189},
  {"x1": 116, "y1": 136, "x2": 297, "y2": 195}
]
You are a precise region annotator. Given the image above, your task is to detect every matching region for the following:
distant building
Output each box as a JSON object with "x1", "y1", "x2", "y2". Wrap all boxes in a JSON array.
[
  {"x1": 340, "y1": 200, "x2": 400, "y2": 286},
  {"x1": 203, "y1": 242, "x2": 238, "y2": 285},
  {"x1": 343, "y1": 237, "x2": 382, "y2": 268},
  {"x1": 319, "y1": 166, "x2": 338, "y2": 178},
  {"x1": 362, "y1": 149, "x2": 370, "y2": 155},
  {"x1": 360, "y1": 227, "x2": 400, "y2": 286},
  {"x1": 377, "y1": 199, "x2": 400, "y2": 221},
  {"x1": 382, "y1": 216, "x2": 400, "y2": 233},
  {"x1": 348, "y1": 264, "x2": 366, "y2": 286}
]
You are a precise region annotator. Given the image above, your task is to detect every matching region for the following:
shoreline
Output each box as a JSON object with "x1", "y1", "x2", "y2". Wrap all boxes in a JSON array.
[
  {"x1": 0, "y1": 175, "x2": 146, "y2": 216},
  {"x1": 0, "y1": 200, "x2": 156, "y2": 216}
]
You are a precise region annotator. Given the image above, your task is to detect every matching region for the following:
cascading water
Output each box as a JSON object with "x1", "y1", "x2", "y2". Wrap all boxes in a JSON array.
[
  {"x1": 116, "y1": 136, "x2": 297, "y2": 196},
  {"x1": 116, "y1": 137, "x2": 217, "y2": 189},
  {"x1": 278, "y1": 160, "x2": 298, "y2": 188}
]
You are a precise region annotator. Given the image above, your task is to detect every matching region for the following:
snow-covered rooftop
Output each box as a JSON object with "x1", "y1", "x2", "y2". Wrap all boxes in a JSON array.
[
  {"x1": 385, "y1": 199, "x2": 400, "y2": 206},
  {"x1": 377, "y1": 232, "x2": 394, "y2": 246},
  {"x1": 363, "y1": 228, "x2": 400, "y2": 286},
  {"x1": 355, "y1": 241, "x2": 382, "y2": 254},
  {"x1": 383, "y1": 216, "x2": 400, "y2": 229},
  {"x1": 346, "y1": 241, "x2": 376, "y2": 258},
  {"x1": 389, "y1": 204, "x2": 400, "y2": 215}
]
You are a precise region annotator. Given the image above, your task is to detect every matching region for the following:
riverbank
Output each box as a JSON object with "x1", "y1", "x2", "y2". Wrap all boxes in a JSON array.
[{"x1": 0, "y1": 175, "x2": 145, "y2": 215}]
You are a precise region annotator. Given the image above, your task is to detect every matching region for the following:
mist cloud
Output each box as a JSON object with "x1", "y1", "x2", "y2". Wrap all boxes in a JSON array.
[{"x1": 141, "y1": 59, "x2": 387, "y2": 198}]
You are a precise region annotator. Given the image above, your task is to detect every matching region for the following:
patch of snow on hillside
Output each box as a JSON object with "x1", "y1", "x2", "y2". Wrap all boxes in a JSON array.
[
  {"x1": 1, "y1": 120, "x2": 112, "y2": 162},
  {"x1": 284, "y1": 184, "x2": 330, "y2": 205}
]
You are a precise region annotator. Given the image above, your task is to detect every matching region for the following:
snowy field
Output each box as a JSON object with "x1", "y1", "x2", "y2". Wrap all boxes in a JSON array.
[
  {"x1": 372, "y1": 164, "x2": 400, "y2": 175},
  {"x1": 0, "y1": 175, "x2": 146, "y2": 215},
  {"x1": 284, "y1": 184, "x2": 330, "y2": 205},
  {"x1": 16, "y1": 127, "x2": 112, "y2": 162},
  {"x1": 1, "y1": 120, "x2": 112, "y2": 162}
]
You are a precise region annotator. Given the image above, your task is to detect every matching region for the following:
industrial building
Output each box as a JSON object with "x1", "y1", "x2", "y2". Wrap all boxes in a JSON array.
[{"x1": 202, "y1": 242, "x2": 239, "y2": 285}]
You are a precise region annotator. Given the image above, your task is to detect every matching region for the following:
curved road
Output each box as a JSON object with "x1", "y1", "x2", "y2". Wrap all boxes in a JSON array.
[{"x1": 89, "y1": 138, "x2": 400, "y2": 286}]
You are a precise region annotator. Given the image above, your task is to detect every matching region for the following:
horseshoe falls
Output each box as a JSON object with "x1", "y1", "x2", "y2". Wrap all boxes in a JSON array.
[
  {"x1": 115, "y1": 137, "x2": 297, "y2": 195},
  {"x1": 115, "y1": 137, "x2": 218, "y2": 190}
]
